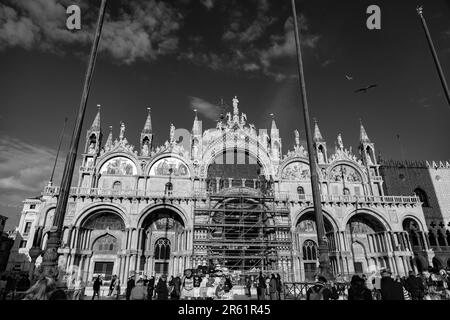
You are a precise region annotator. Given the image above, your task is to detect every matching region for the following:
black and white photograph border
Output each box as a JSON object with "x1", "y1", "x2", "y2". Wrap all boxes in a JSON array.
[{"x1": 0, "y1": 0, "x2": 449, "y2": 308}]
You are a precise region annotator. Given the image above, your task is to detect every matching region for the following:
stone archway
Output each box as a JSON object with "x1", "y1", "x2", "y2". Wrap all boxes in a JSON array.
[
  {"x1": 139, "y1": 207, "x2": 186, "y2": 277},
  {"x1": 79, "y1": 211, "x2": 126, "y2": 283}
]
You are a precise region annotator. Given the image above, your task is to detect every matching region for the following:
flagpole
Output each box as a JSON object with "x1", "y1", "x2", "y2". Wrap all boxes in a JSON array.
[
  {"x1": 49, "y1": 117, "x2": 68, "y2": 185},
  {"x1": 290, "y1": 0, "x2": 333, "y2": 280},
  {"x1": 417, "y1": 6, "x2": 450, "y2": 109},
  {"x1": 39, "y1": 0, "x2": 108, "y2": 284}
]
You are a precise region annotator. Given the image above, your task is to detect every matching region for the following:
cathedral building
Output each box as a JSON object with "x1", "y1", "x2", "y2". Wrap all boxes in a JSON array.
[{"x1": 7, "y1": 97, "x2": 433, "y2": 284}]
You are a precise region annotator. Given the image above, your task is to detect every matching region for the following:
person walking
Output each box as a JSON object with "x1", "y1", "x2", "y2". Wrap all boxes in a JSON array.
[
  {"x1": 92, "y1": 275, "x2": 102, "y2": 300},
  {"x1": 113, "y1": 278, "x2": 121, "y2": 299},
  {"x1": 257, "y1": 272, "x2": 266, "y2": 300},
  {"x1": 108, "y1": 275, "x2": 117, "y2": 296},
  {"x1": 269, "y1": 274, "x2": 277, "y2": 300},
  {"x1": 147, "y1": 276, "x2": 155, "y2": 300},
  {"x1": 130, "y1": 279, "x2": 148, "y2": 300},
  {"x1": 126, "y1": 275, "x2": 135, "y2": 300},
  {"x1": 275, "y1": 274, "x2": 282, "y2": 300},
  {"x1": 73, "y1": 277, "x2": 85, "y2": 300},
  {"x1": 348, "y1": 275, "x2": 372, "y2": 300},
  {"x1": 156, "y1": 275, "x2": 169, "y2": 300},
  {"x1": 245, "y1": 277, "x2": 252, "y2": 298}
]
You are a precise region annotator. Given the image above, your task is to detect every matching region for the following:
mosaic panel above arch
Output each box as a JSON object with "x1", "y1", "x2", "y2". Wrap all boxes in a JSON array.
[
  {"x1": 281, "y1": 162, "x2": 310, "y2": 180},
  {"x1": 99, "y1": 157, "x2": 137, "y2": 175},
  {"x1": 149, "y1": 157, "x2": 190, "y2": 177}
]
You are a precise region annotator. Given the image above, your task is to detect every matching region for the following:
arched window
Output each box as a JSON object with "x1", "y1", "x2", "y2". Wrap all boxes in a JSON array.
[
  {"x1": 414, "y1": 188, "x2": 429, "y2": 207},
  {"x1": 428, "y1": 232, "x2": 437, "y2": 246},
  {"x1": 297, "y1": 186, "x2": 305, "y2": 196},
  {"x1": 165, "y1": 182, "x2": 173, "y2": 196},
  {"x1": 154, "y1": 238, "x2": 171, "y2": 260},
  {"x1": 343, "y1": 188, "x2": 350, "y2": 196},
  {"x1": 112, "y1": 181, "x2": 122, "y2": 194},
  {"x1": 437, "y1": 230, "x2": 446, "y2": 247},
  {"x1": 302, "y1": 240, "x2": 317, "y2": 260},
  {"x1": 446, "y1": 231, "x2": 450, "y2": 247}
]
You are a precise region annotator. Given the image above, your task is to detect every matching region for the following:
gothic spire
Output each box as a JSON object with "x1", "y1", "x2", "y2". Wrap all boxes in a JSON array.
[
  {"x1": 90, "y1": 104, "x2": 101, "y2": 131},
  {"x1": 105, "y1": 125, "x2": 113, "y2": 147},
  {"x1": 270, "y1": 113, "x2": 277, "y2": 130},
  {"x1": 359, "y1": 119, "x2": 371, "y2": 143},
  {"x1": 142, "y1": 107, "x2": 152, "y2": 134},
  {"x1": 313, "y1": 118, "x2": 324, "y2": 142}
]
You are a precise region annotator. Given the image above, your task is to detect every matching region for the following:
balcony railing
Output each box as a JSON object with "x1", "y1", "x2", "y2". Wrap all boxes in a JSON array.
[
  {"x1": 42, "y1": 185, "x2": 420, "y2": 205},
  {"x1": 275, "y1": 192, "x2": 420, "y2": 205}
]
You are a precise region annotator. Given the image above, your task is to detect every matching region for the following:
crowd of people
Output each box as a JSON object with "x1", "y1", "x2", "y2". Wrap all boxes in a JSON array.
[
  {"x1": 302, "y1": 267, "x2": 450, "y2": 300},
  {"x1": 122, "y1": 270, "x2": 237, "y2": 300},
  {"x1": 1, "y1": 266, "x2": 449, "y2": 301}
]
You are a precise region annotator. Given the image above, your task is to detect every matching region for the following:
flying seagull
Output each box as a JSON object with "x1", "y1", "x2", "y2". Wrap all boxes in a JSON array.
[
  {"x1": 345, "y1": 75, "x2": 353, "y2": 80},
  {"x1": 355, "y1": 84, "x2": 378, "y2": 93}
]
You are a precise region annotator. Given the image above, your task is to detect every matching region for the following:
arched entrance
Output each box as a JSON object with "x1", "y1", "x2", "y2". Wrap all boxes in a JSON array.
[
  {"x1": 346, "y1": 212, "x2": 386, "y2": 275},
  {"x1": 140, "y1": 208, "x2": 185, "y2": 277},
  {"x1": 295, "y1": 211, "x2": 336, "y2": 280},
  {"x1": 81, "y1": 211, "x2": 126, "y2": 282}
]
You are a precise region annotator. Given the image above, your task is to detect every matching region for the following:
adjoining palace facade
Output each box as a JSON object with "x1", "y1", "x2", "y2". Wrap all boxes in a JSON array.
[{"x1": 7, "y1": 97, "x2": 435, "y2": 284}]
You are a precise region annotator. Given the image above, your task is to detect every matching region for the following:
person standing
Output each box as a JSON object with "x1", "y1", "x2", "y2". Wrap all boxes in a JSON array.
[
  {"x1": 156, "y1": 275, "x2": 169, "y2": 300},
  {"x1": 108, "y1": 275, "x2": 117, "y2": 296},
  {"x1": 348, "y1": 275, "x2": 372, "y2": 300},
  {"x1": 380, "y1": 270, "x2": 404, "y2": 300},
  {"x1": 130, "y1": 279, "x2": 148, "y2": 300},
  {"x1": 73, "y1": 277, "x2": 85, "y2": 300},
  {"x1": 126, "y1": 275, "x2": 135, "y2": 300},
  {"x1": 245, "y1": 277, "x2": 252, "y2": 298},
  {"x1": 92, "y1": 275, "x2": 102, "y2": 300},
  {"x1": 257, "y1": 272, "x2": 266, "y2": 300},
  {"x1": 172, "y1": 274, "x2": 182, "y2": 300},
  {"x1": 147, "y1": 276, "x2": 155, "y2": 300},
  {"x1": 275, "y1": 274, "x2": 282, "y2": 300},
  {"x1": 306, "y1": 276, "x2": 333, "y2": 300},
  {"x1": 113, "y1": 278, "x2": 121, "y2": 299},
  {"x1": 181, "y1": 271, "x2": 194, "y2": 300},
  {"x1": 0, "y1": 274, "x2": 7, "y2": 300},
  {"x1": 269, "y1": 274, "x2": 277, "y2": 300}
]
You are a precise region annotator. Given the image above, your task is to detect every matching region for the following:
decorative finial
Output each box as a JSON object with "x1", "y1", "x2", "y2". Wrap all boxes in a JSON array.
[
  {"x1": 109, "y1": 125, "x2": 113, "y2": 131},
  {"x1": 270, "y1": 113, "x2": 274, "y2": 118},
  {"x1": 97, "y1": 104, "x2": 101, "y2": 110},
  {"x1": 416, "y1": 5, "x2": 423, "y2": 15},
  {"x1": 147, "y1": 107, "x2": 151, "y2": 112}
]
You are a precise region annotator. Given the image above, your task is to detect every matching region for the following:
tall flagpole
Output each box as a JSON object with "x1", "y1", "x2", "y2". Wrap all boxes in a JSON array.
[
  {"x1": 290, "y1": 0, "x2": 333, "y2": 280},
  {"x1": 40, "y1": 0, "x2": 108, "y2": 283},
  {"x1": 417, "y1": 5, "x2": 450, "y2": 110},
  {"x1": 49, "y1": 117, "x2": 68, "y2": 185}
]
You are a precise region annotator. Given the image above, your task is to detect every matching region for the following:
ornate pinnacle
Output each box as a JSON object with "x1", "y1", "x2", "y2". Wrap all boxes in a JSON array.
[{"x1": 416, "y1": 5, "x2": 423, "y2": 15}]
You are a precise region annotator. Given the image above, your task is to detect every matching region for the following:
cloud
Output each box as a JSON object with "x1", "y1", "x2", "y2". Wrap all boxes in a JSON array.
[
  {"x1": 189, "y1": 96, "x2": 222, "y2": 121},
  {"x1": 0, "y1": 0, "x2": 182, "y2": 64},
  {"x1": 200, "y1": 0, "x2": 216, "y2": 10}
]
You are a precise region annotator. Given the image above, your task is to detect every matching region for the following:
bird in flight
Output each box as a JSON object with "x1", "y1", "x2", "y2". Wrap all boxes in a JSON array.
[
  {"x1": 345, "y1": 75, "x2": 353, "y2": 80},
  {"x1": 354, "y1": 84, "x2": 378, "y2": 93}
]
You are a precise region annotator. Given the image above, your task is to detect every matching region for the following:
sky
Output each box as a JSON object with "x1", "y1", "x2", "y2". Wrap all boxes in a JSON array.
[{"x1": 0, "y1": 0, "x2": 449, "y2": 230}]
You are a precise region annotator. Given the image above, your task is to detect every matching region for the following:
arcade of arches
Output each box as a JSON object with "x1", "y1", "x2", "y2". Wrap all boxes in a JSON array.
[
  {"x1": 58, "y1": 208, "x2": 190, "y2": 284},
  {"x1": 293, "y1": 211, "x2": 420, "y2": 281}
]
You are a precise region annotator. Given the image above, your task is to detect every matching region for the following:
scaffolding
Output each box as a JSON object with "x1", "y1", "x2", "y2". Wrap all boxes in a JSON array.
[{"x1": 193, "y1": 187, "x2": 293, "y2": 279}]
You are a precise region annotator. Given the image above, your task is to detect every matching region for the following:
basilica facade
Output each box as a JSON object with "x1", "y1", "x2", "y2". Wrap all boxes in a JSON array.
[{"x1": 7, "y1": 97, "x2": 434, "y2": 284}]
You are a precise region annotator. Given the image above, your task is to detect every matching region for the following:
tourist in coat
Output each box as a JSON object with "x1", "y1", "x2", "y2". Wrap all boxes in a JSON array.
[
  {"x1": 92, "y1": 275, "x2": 102, "y2": 300},
  {"x1": 155, "y1": 275, "x2": 169, "y2": 300},
  {"x1": 269, "y1": 274, "x2": 278, "y2": 300},
  {"x1": 275, "y1": 274, "x2": 282, "y2": 300},
  {"x1": 130, "y1": 279, "x2": 148, "y2": 300},
  {"x1": 348, "y1": 275, "x2": 373, "y2": 300},
  {"x1": 380, "y1": 270, "x2": 404, "y2": 300},
  {"x1": 147, "y1": 276, "x2": 155, "y2": 300},
  {"x1": 257, "y1": 272, "x2": 266, "y2": 300},
  {"x1": 126, "y1": 275, "x2": 135, "y2": 300}
]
